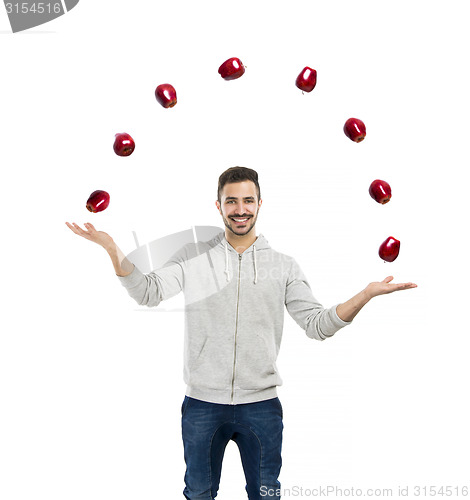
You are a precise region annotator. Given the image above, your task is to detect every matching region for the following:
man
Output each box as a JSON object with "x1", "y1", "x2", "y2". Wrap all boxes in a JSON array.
[{"x1": 65, "y1": 166, "x2": 417, "y2": 499}]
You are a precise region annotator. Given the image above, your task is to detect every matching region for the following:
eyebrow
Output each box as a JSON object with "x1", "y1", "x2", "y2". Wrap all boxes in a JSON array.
[{"x1": 225, "y1": 196, "x2": 255, "y2": 201}]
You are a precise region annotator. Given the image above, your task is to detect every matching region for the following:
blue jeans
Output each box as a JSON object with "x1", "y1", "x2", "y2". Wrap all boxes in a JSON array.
[{"x1": 181, "y1": 396, "x2": 283, "y2": 499}]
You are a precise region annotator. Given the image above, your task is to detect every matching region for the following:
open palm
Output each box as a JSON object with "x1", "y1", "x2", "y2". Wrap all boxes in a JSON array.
[
  {"x1": 365, "y1": 276, "x2": 417, "y2": 299},
  {"x1": 65, "y1": 222, "x2": 114, "y2": 249}
]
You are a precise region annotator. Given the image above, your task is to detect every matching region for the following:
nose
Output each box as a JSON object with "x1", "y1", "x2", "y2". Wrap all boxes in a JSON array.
[{"x1": 236, "y1": 202, "x2": 250, "y2": 215}]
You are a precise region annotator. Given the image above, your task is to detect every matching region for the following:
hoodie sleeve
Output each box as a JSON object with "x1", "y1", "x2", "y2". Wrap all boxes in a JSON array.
[
  {"x1": 116, "y1": 259, "x2": 183, "y2": 307},
  {"x1": 285, "y1": 258, "x2": 352, "y2": 341}
]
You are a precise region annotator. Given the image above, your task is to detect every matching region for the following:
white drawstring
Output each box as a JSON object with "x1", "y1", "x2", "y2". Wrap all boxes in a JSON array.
[
  {"x1": 253, "y1": 245, "x2": 257, "y2": 284},
  {"x1": 224, "y1": 243, "x2": 230, "y2": 282}
]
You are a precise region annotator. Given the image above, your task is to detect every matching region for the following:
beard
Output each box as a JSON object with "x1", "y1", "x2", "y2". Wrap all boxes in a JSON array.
[{"x1": 222, "y1": 211, "x2": 259, "y2": 237}]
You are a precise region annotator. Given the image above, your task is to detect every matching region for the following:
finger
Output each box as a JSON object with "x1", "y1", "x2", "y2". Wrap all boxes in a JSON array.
[
  {"x1": 65, "y1": 222, "x2": 80, "y2": 235},
  {"x1": 382, "y1": 276, "x2": 394, "y2": 283},
  {"x1": 84, "y1": 222, "x2": 96, "y2": 232},
  {"x1": 396, "y1": 283, "x2": 418, "y2": 290},
  {"x1": 71, "y1": 222, "x2": 89, "y2": 237}
]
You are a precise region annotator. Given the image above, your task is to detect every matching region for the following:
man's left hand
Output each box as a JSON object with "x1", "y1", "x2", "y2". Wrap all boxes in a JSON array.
[{"x1": 365, "y1": 276, "x2": 417, "y2": 300}]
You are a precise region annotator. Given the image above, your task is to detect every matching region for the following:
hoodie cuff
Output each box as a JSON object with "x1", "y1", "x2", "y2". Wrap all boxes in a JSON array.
[
  {"x1": 332, "y1": 304, "x2": 353, "y2": 327},
  {"x1": 116, "y1": 264, "x2": 144, "y2": 288}
]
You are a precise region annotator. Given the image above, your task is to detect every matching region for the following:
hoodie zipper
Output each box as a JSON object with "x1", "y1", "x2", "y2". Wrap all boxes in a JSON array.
[{"x1": 230, "y1": 253, "x2": 243, "y2": 405}]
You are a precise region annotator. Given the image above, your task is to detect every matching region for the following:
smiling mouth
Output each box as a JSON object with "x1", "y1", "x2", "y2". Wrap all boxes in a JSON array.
[{"x1": 230, "y1": 216, "x2": 251, "y2": 224}]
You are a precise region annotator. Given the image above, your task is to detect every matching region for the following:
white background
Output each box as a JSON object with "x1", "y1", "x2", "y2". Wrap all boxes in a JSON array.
[{"x1": 1, "y1": 1, "x2": 469, "y2": 498}]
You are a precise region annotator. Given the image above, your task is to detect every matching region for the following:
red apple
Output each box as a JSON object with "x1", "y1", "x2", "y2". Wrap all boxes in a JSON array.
[
  {"x1": 218, "y1": 57, "x2": 245, "y2": 80},
  {"x1": 295, "y1": 66, "x2": 317, "y2": 92},
  {"x1": 379, "y1": 236, "x2": 400, "y2": 262},
  {"x1": 344, "y1": 117, "x2": 366, "y2": 142},
  {"x1": 86, "y1": 190, "x2": 110, "y2": 213},
  {"x1": 155, "y1": 84, "x2": 177, "y2": 108},
  {"x1": 113, "y1": 133, "x2": 135, "y2": 156},
  {"x1": 369, "y1": 179, "x2": 392, "y2": 204}
]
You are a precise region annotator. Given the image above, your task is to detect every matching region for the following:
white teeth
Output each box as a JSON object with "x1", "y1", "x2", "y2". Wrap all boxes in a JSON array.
[{"x1": 232, "y1": 218, "x2": 248, "y2": 222}]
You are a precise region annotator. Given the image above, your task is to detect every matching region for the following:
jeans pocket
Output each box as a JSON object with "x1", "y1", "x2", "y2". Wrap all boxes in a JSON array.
[
  {"x1": 275, "y1": 397, "x2": 283, "y2": 419},
  {"x1": 181, "y1": 396, "x2": 190, "y2": 417}
]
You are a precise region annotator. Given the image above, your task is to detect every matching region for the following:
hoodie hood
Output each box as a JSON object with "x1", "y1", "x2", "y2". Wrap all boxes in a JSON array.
[{"x1": 211, "y1": 232, "x2": 271, "y2": 284}]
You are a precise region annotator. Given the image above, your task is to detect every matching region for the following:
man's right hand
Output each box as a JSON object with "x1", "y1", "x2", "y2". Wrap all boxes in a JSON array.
[
  {"x1": 66, "y1": 221, "x2": 134, "y2": 277},
  {"x1": 65, "y1": 222, "x2": 114, "y2": 250}
]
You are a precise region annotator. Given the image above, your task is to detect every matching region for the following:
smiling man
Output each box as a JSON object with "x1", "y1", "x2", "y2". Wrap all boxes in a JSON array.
[
  {"x1": 217, "y1": 175, "x2": 261, "y2": 251},
  {"x1": 66, "y1": 166, "x2": 417, "y2": 500}
]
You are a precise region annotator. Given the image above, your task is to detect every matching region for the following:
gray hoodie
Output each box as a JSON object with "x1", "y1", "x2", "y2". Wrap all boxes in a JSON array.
[{"x1": 117, "y1": 231, "x2": 352, "y2": 405}]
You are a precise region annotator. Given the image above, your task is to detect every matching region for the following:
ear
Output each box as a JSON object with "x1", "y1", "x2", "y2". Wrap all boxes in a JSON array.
[
  {"x1": 258, "y1": 198, "x2": 262, "y2": 209},
  {"x1": 215, "y1": 200, "x2": 221, "y2": 213}
]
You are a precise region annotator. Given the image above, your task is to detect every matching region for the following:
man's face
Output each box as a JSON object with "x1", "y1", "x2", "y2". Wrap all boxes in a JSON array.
[{"x1": 216, "y1": 181, "x2": 262, "y2": 237}]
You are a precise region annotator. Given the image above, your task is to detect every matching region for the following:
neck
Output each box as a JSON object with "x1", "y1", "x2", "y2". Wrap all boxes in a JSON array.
[{"x1": 225, "y1": 228, "x2": 258, "y2": 254}]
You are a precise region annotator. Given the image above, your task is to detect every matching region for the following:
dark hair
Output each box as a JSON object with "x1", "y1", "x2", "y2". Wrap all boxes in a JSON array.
[{"x1": 217, "y1": 166, "x2": 261, "y2": 203}]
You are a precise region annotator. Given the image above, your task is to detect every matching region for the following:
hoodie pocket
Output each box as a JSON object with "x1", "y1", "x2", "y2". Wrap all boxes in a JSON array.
[
  {"x1": 187, "y1": 337, "x2": 234, "y2": 390},
  {"x1": 235, "y1": 333, "x2": 281, "y2": 390}
]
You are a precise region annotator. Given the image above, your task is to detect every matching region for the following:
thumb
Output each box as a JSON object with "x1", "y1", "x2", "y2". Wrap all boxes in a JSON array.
[{"x1": 382, "y1": 276, "x2": 394, "y2": 283}]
